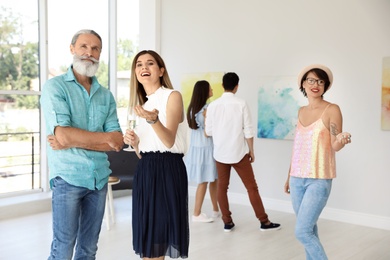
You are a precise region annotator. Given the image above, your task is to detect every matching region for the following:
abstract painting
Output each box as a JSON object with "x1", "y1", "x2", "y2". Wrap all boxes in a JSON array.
[
  {"x1": 257, "y1": 76, "x2": 306, "y2": 140},
  {"x1": 181, "y1": 72, "x2": 225, "y2": 110},
  {"x1": 381, "y1": 57, "x2": 390, "y2": 130}
]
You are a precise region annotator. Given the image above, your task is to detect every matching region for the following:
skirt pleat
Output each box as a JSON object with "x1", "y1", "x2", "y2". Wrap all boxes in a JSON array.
[{"x1": 132, "y1": 152, "x2": 189, "y2": 259}]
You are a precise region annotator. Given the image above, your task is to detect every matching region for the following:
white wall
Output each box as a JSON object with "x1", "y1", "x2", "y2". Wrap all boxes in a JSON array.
[{"x1": 141, "y1": 0, "x2": 390, "y2": 230}]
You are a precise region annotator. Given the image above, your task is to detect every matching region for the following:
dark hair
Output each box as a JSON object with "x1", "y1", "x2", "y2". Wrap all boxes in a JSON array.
[
  {"x1": 71, "y1": 29, "x2": 102, "y2": 49},
  {"x1": 187, "y1": 80, "x2": 210, "y2": 129},
  {"x1": 129, "y1": 50, "x2": 173, "y2": 108},
  {"x1": 222, "y1": 72, "x2": 239, "y2": 91},
  {"x1": 300, "y1": 68, "x2": 331, "y2": 97}
]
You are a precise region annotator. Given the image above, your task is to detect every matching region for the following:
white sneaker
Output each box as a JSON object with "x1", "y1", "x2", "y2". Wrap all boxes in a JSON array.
[
  {"x1": 192, "y1": 213, "x2": 214, "y2": 223},
  {"x1": 212, "y1": 211, "x2": 221, "y2": 218}
]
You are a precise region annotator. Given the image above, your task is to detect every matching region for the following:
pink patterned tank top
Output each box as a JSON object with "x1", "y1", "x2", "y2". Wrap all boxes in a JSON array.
[{"x1": 289, "y1": 105, "x2": 336, "y2": 179}]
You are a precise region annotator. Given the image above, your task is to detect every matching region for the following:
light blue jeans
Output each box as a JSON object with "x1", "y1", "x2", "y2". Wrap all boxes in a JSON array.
[
  {"x1": 48, "y1": 177, "x2": 107, "y2": 260},
  {"x1": 290, "y1": 176, "x2": 332, "y2": 260}
]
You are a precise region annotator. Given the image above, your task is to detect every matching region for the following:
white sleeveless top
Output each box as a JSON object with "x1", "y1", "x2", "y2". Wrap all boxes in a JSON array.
[{"x1": 136, "y1": 87, "x2": 187, "y2": 154}]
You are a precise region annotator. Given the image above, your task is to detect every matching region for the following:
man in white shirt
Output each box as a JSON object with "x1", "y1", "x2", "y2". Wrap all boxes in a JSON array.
[{"x1": 205, "y1": 72, "x2": 281, "y2": 232}]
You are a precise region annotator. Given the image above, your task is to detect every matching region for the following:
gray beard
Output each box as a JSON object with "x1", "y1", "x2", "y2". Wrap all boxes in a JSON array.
[{"x1": 73, "y1": 55, "x2": 100, "y2": 77}]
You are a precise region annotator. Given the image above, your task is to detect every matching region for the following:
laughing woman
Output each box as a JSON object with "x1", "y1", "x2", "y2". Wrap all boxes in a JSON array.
[{"x1": 124, "y1": 50, "x2": 189, "y2": 260}]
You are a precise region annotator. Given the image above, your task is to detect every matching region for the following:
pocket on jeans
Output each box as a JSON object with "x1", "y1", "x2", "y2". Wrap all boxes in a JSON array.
[{"x1": 52, "y1": 176, "x2": 64, "y2": 188}]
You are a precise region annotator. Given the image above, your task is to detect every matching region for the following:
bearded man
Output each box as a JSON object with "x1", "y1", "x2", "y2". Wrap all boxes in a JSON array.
[{"x1": 40, "y1": 29, "x2": 124, "y2": 260}]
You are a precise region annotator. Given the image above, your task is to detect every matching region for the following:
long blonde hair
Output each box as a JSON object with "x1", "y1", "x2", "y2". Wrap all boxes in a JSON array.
[{"x1": 129, "y1": 50, "x2": 174, "y2": 109}]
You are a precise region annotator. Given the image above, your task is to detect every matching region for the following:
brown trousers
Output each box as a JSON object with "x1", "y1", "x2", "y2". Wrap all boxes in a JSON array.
[{"x1": 216, "y1": 154, "x2": 269, "y2": 224}]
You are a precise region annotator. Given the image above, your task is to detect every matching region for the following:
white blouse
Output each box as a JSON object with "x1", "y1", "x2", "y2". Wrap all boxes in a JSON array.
[{"x1": 136, "y1": 87, "x2": 187, "y2": 154}]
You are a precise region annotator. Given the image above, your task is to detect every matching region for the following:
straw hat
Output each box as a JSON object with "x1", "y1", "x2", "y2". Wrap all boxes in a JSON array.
[{"x1": 297, "y1": 64, "x2": 333, "y2": 89}]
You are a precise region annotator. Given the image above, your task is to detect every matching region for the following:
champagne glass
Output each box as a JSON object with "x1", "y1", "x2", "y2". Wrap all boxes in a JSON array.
[
  {"x1": 127, "y1": 111, "x2": 138, "y2": 130},
  {"x1": 123, "y1": 108, "x2": 138, "y2": 151}
]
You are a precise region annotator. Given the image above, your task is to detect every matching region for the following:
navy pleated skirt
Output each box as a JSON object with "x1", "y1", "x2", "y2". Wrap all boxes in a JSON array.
[{"x1": 132, "y1": 152, "x2": 189, "y2": 259}]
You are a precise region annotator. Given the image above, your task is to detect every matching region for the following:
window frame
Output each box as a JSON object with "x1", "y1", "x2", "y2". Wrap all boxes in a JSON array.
[{"x1": 0, "y1": 0, "x2": 137, "y2": 197}]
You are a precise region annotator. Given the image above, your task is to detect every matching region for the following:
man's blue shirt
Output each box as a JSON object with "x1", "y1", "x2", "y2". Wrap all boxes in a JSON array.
[{"x1": 40, "y1": 67, "x2": 121, "y2": 190}]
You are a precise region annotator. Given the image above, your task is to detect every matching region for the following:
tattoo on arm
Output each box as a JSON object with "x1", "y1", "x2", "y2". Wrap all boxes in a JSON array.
[{"x1": 330, "y1": 123, "x2": 339, "y2": 136}]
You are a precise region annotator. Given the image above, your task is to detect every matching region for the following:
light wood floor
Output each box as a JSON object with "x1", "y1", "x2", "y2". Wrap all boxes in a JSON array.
[{"x1": 1, "y1": 194, "x2": 390, "y2": 260}]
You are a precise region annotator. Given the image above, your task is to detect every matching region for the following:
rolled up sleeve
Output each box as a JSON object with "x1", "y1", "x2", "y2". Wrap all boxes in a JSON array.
[{"x1": 40, "y1": 78, "x2": 72, "y2": 134}]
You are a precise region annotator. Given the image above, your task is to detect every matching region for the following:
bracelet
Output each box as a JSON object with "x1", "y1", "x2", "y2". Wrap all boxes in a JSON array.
[{"x1": 146, "y1": 115, "x2": 159, "y2": 124}]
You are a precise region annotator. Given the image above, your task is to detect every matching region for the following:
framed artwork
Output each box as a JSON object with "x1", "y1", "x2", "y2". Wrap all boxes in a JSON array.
[
  {"x1": 257, "y1": 76, "x2": 306, "y2": 140},
  {"x1": 181, "y1": 72, "x2": 225, "y2": 110},
  {"x1": 381, "y1": 57, "x2": 390, "y2": 130}
]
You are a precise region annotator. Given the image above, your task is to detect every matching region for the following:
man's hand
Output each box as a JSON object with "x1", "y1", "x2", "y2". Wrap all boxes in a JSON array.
[
  {"x1": 107, "y1": 132, "x2": 124, "y2": 152},
  {"x1": 47, "y1": 135, "x2": 68, "y2": 150},
  {"x1": 248, "y1": 150, "x2": 255, "y2": 163}
]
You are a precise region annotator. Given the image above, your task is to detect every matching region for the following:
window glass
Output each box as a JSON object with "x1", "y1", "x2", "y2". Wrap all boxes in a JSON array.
[
  {"x1": 47, "y1": 0, "x2": 108, "y2": 85},
  {"x1": 0, "y1": 1, "x2": 40, "y2": 194},
  {"x1": 0, "y1": 94, "x2": 40, "y2": 193},
  {"x1": 0, "y1": 0, "x2": 140, "y2": 195},
  {"x1": 117, "y1": 0, "x2": 139, "y2": 131}
]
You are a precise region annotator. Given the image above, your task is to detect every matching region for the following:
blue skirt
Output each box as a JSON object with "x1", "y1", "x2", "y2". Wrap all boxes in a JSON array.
[
  {"x1": 184, "y1": 128, "x2": 217, "y2": 184},
  {"x1": 132, "y1": 152, "x2": 189, "y2": 259}
]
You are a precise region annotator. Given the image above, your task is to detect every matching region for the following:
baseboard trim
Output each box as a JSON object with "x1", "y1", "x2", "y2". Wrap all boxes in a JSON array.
[
  {"x1": 188, "y1": 186, "x2": 390, "y2": 231},
  {"x1": 0, "y1": 190, "x2": 132, "y2": 221},
  {"x1": 0, "y1": 191, "x2": 52, "y2": 220}
]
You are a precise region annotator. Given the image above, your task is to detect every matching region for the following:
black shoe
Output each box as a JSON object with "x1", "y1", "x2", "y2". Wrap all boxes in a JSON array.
[
  {"x1": 260, "y1": 222, "x2": 281, "y2": 231},
  {"x1": 224, "y1": 222, "x2": 235, "y2": 232}
]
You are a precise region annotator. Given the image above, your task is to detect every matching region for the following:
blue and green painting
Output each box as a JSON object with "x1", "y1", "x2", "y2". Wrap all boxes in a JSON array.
[{"x1": 257, "y1": 76, "x2": 305, "y2": 140}]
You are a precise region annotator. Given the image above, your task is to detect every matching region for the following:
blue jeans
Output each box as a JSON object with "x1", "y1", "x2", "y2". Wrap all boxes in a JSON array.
[
  {"x1": 48, "y1": 177, "x2": 107, "y2": 260},
  {"x1": 290, "y1": 176, "x2": 332, "y2": 260}
]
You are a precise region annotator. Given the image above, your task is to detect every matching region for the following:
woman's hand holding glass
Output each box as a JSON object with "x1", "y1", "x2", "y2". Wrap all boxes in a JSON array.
[
  {"x1": 123, "y1": 109, "x2": 139, "y2": 151},
  {"x1": 124, "y1": 128, "x2": 139, "y2": 151}
]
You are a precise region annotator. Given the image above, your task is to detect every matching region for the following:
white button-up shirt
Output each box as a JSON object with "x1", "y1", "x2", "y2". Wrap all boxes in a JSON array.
[{"x1": 205, "y1": 92, "x2": 254, "y2": 164}]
